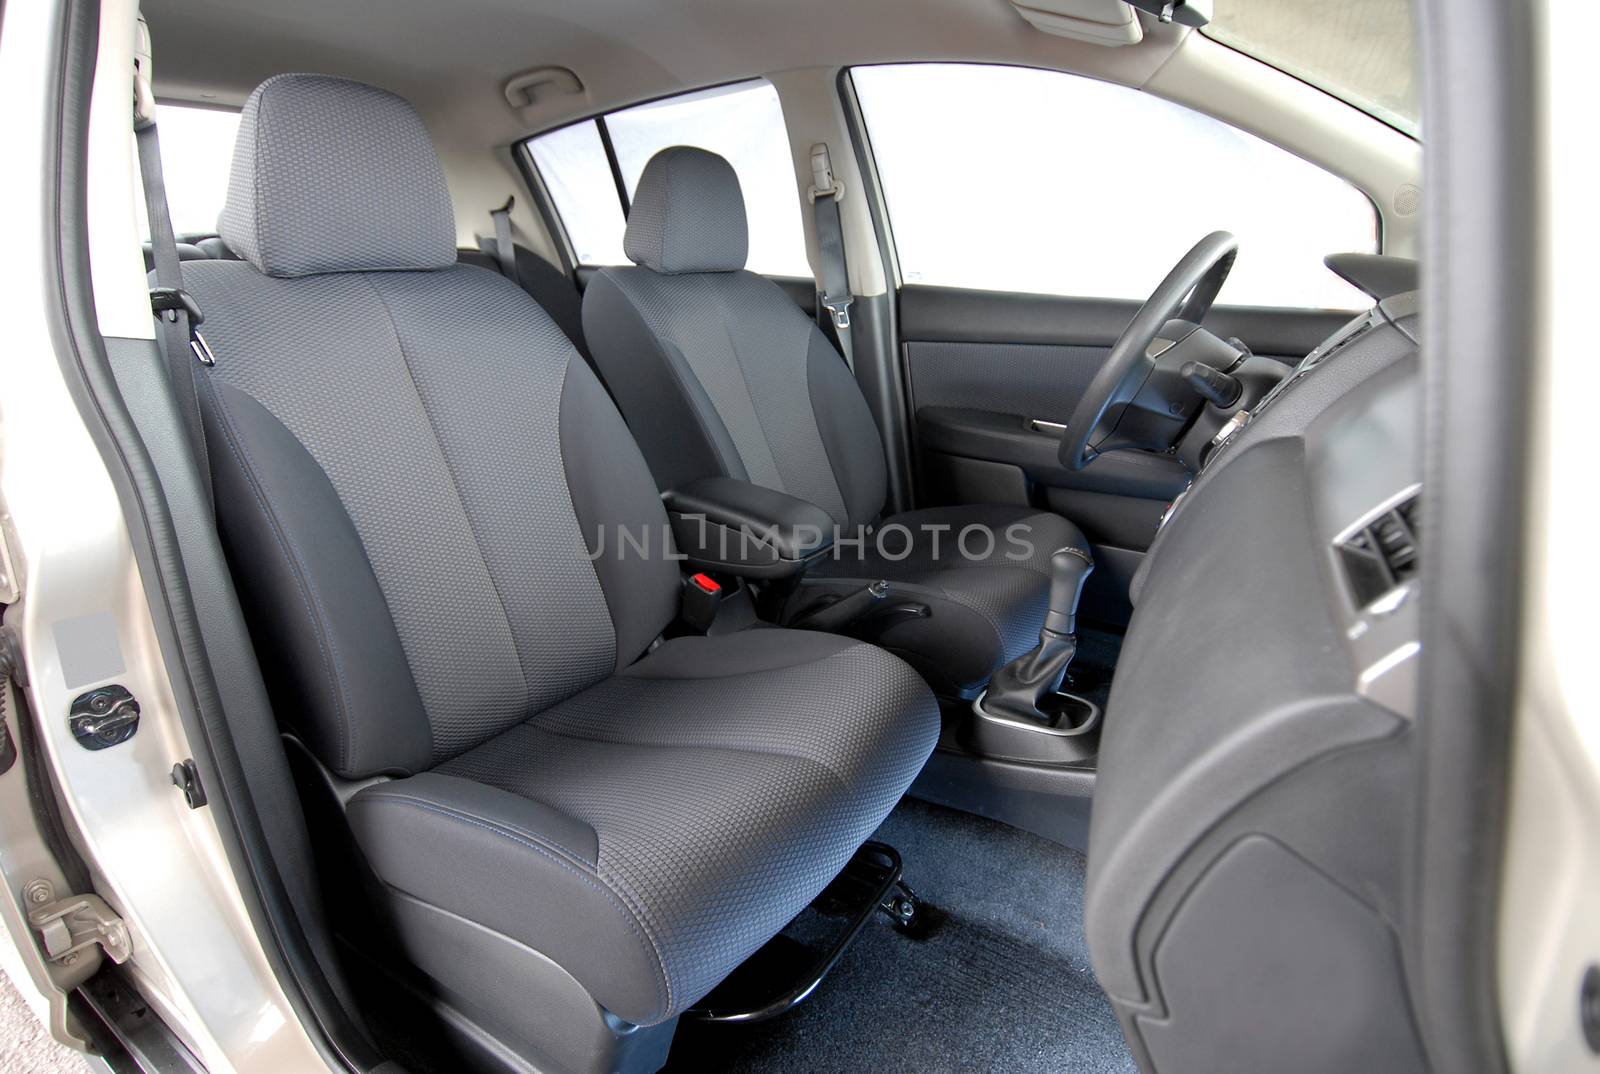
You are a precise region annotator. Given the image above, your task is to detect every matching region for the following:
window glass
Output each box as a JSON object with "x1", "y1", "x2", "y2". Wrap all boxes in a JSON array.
[
  {"x1": 528, "y1": 120, "x2": 628, "y2": 266},
  {"x1": 1205, "y1": 0, "x2": 1419, "y2": 137},
  {"x1": 851, "y1": 64, "x2": 1377, "y2": 310},
  {"x1": 528, "y1": 80, "x2": 811, "y2": 277},
  {"x1": 137, "y1": 104, "x2": 241, "y2": 239}
]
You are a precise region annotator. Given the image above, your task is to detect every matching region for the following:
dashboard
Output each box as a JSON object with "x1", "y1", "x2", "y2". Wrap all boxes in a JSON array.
[{"x1": 1085, "y1": 292, "x2": 1427, "y2": 1073}]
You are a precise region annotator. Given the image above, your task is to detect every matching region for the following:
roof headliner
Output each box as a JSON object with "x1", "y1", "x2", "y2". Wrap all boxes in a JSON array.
[{"x1": 140, "y1": 0, "x2": 1185, "y2": 153}]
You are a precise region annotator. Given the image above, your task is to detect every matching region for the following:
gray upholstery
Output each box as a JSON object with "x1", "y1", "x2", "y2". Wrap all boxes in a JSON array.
[
  {"x1": 353, "y1": 630, "x2": 934, "y2": 1024},
  {"x1": 624, "y1": 146, "x2": 749, "y2": 274},
  {"x1": 815, "y1": 505, "x2": 1091, "y2": 692},
  {"x1": 220, "y1": 74, "x2": 456, "y2": 277},
  {"x1": 187, "y1": 260, "x2": 620, "y2": 769},
  {"x1": 588, "y1": 268, "x2": 874, "y2": 527},
  {"x1": 190, "y1": 75, "x2": 937, "y2": 1034},
  {"x1": 584, "y1": 147, "x2": 1092, "y2": 688},
  {"x1": 821, "y1": 504, "x2": 1090, "y2": 585}
]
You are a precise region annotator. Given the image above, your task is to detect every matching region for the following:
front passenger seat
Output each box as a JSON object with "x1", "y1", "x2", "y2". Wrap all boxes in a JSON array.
[
  {"x1": 176, "y1": 74, "x2": 938, "y2": 1073},
  {"x1": 582, "y1": 147, "x2": 1091, "y2": 695}
]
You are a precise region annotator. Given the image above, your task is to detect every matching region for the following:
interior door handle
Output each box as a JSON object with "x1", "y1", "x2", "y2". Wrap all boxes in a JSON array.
[{"x1": 1028, "y1": 419, "x2": 1067, "y2": 435}]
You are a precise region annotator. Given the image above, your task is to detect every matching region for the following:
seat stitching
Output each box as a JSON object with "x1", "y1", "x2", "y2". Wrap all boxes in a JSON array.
[
  {"x1": 205, "y1": 379, "x2": 358, "y2": 771},
  {"x1": 359, "y1": 270, "x2": 533, "y2": 713},
  {"x1": 802, "y1": 324, "x2": 863, "y2": 529},
  {"x1": 710, "y1": 281, "x2": 788, "y2": 491},
  {"x1": 509, "y1": 721, "x2": 856, "y2": 788},
  {"x1": 737, "y1": 279, "x2": 847, "y2": 523},
  {"x1": 357, "y1": 790, "x2": 595, "y2": 870},
  {"x1": 516, "y1": 695, "x2": 862, "y2": 793},
  {"x1": 595, "y1": 272, "x2": 749, "y2": 481},
  {"x1": 248, "y1": 82, "x2": 269, "y2": 270},
  {"x1": 352, "y1": 793, "x2": 674, "y2": 1017},
  {"x1": 616, "y1": 638, "x2": 876, "y2": 682},
  {"x1": 550, "y1": 357, "x2": 625, "y2": 666}
]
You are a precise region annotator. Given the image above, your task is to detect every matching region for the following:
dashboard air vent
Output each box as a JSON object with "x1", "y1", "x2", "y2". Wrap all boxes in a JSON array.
[{"x1": 1336, "y1": 490, "x2": 1420, "y2": 609}]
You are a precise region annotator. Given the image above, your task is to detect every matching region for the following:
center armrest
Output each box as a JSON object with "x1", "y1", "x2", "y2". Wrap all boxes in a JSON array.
[{"x1": 662, "y1": 476, "x2": 835, "y2": 579}]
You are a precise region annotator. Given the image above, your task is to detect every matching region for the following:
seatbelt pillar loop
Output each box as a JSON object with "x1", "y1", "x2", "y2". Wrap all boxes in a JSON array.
[{"x1": 490, "y1": 196, "x2": 520, "y2": 287}]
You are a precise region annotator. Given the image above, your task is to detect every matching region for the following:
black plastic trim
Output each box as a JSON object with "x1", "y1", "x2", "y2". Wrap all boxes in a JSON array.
[
  {"x1": 838, "y1": 68, "x2": 916, "y2": 514},
  {"x1": 594, "y1": 114, "x2": 632, "y2": 217},
  {"x1": 72, "y1": 966, "x2": 207, "y2": 1074},
  {"x1": 1407, "y1": 0, "x2": 1529, "y2": 1070},
  {"x1": 684, "y1": 841, "x2": 904, "y2": 1023},
  {"x1": 901, "y1": 285, "x2": 1355, "y2": 355},
  {"x1": 917, "y1": 407, "x2": 1192, "y2": 500},
  {"x1": 664, "y1": 475, "x2": 836, "y2": 575},
  {"x1": 911, "y1": 745, "x2": 1096, "y2": 852}
]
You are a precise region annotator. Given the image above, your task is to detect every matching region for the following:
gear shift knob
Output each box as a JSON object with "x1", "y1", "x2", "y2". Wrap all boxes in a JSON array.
[
  {"x1": 1043, "y1": 546, "x2": 1094, "y2": 636},
  {"x1": 979, "y1": 545, "x2": 1096, "y2": 725}
]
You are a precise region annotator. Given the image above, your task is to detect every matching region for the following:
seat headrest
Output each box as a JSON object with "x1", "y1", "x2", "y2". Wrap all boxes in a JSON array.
[
  {"x1": 624, "y1": 147, "x2": 748, "y2": 274},
  {"x1": 219, "y1": 74, "x2": 457, "y2": 278}
]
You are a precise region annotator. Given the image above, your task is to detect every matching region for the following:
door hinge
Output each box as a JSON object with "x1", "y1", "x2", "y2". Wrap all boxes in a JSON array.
[{"x1": 28, "y1": 891, "x2": 132, "y2": 968}]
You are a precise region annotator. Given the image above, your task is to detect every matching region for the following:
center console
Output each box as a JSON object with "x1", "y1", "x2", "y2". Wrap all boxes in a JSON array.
[{"x1": 965, "y1": 545, "x2": 1103, "y2": 765}]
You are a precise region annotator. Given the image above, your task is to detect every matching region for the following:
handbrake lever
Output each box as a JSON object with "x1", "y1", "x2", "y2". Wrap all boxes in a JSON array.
[{"x1": 790, "y1": 580, "x2": 890, "y2": 632}]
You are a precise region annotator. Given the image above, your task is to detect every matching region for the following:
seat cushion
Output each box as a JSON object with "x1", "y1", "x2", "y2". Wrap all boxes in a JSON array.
[
  {"x1": 829, "y1": 504, "x2": 1091, "y2": 582},
  {"x1": 346, "y1": 629, "x2": 937, "y2": 1026},
  {"x1": 811, "y1": 504, "x2": 1091, "y2": 693}
]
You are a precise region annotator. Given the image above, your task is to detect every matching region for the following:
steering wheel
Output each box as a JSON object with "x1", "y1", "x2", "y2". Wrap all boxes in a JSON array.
[{"x1": 1058, "y1": 231, "x2": 1239, "y2": 470}]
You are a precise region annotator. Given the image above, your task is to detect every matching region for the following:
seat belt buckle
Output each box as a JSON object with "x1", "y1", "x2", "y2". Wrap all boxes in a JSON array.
[
  {"x1": 681, "y1": 572, "x2": 726, "y2": 633},
  {"x1": 823, "y1": 297, "x2": 852, "y2": 330}
]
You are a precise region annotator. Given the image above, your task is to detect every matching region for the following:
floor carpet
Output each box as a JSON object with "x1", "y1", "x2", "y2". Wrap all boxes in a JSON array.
[{"x1": 666, "y1": 798, "x2": 1137, "y2": 1074}]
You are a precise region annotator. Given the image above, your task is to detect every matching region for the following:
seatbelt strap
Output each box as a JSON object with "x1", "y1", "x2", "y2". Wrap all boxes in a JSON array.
[
  {"x1": 134, "y1": 20, "x2": 214, "y2": 511},
  {"x1": 808, "y1": 143, "x2": 854, "y2": 371},
  {"x1": 490, "y1": 196, "x2": 520, "y2": 287}
]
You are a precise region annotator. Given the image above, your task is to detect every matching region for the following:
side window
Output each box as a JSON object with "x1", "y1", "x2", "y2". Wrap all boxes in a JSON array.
[
  {"x1": 850, "y1": 64, "x2": 1377, "y2": 310},
  {"x1": 527, "y1": 80, "x2": 810, "y2": 277},
  {"x1": 137, "y1": 104, "x2": 241, "y2": 238}
]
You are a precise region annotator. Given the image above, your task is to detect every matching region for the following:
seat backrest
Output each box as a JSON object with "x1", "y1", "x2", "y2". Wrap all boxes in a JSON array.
[
  {"x1": 182, "y1": 74, "x2": 679, "y2": 779},
  {"x1": 153, "y1": 229, "x2": 590, "y2": 356},
  {"x1": 582, "y1": 146, "x2": 888, "y2": 531},
  {"x1": 458, "y1": 240, "x2": 588, "y2": 357}
]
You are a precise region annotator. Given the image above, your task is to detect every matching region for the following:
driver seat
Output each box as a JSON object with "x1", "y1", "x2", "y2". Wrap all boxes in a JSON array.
[{"x1": 582, "y1": 146, "x2": 1090, "y2": 695}]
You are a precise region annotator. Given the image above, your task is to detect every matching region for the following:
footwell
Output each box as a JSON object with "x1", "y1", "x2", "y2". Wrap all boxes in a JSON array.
[{"x1": 666, "y1": 798, "x2": 1137, "y2": 1074}]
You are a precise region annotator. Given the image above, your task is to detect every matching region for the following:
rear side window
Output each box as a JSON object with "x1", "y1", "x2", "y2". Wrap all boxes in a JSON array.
[
  {"x1": 850, "y1": 63, "x2": 1377, "y2": 310},
  {"x1": 137, "y1": 104, "x2": 240, "y2": 238},
  {"x1": 527, "y1": 80, "x2": 810, "y2": 277}
]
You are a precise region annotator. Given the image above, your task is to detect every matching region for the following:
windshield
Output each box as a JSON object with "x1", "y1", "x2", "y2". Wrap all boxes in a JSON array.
[{"x1": 1204, "y1": 0, "x2": 1420, "y2": 137}]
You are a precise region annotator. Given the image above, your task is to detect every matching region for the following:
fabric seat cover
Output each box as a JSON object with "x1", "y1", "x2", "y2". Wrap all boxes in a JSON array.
[
  {"x1": 581, "y1": 146, "x2": 1090, "y2": 692},
  {"x1": 179, "y1": 73, "x2": 938, "y2": 1030}
]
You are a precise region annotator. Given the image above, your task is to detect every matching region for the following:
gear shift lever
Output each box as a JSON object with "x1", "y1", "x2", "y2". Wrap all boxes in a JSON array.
[{"x1": 980, "y1": 546, "x2": 1094, "y2": 724}]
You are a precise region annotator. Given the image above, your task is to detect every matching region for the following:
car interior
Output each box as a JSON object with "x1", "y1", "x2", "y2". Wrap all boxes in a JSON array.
[{"x1": 28, "y1": 0, "x2": 1453, "y2": 1070}]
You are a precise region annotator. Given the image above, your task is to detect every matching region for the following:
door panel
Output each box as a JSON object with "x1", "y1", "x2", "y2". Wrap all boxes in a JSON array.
[
  {"x1": 902, "y1": 285, "x2": 1354, "y2": 352},
  {"x1": 901, "y1": 285, "x2": 1360, "y2": 621},
  {"x1": 906, "y1": 341, "x2": 1105, "y2": 427}
]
